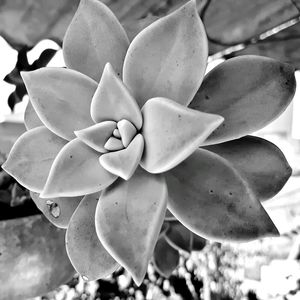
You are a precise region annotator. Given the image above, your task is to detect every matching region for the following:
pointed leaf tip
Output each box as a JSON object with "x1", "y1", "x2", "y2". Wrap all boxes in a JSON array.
[
  {"x1": 3, "y1": 126, "x2": 67, "y2": 193},
  {"x1": 66, "y1": 193, "x2": 119, "y2": 280},
  {"x1": 90, "y1": 63, "x2": 142, "y2": 129},
  {"x1": 41, "y1": 138, "x2": 117, "y2": 198},
  {"x1": 95, "y1": 168, "x2": 168, "y2": 285},
  {"x1": 117, "y1": 119, "x2": 137, "y2": 148},
  {"x1": 123, "y1": 0, "x2": 208, "y2": 107},
  {"x1": 75, "y1": 121, "x2": 117, "y2": 153},
  {"x1": 63, "y1": 0, "x2": 129, "y2": 81},
  {"x1": 141, "y1": 97, "x2": 223, "y2": 173},
  {"x1": 166, "y1": 148, "x2": 279, "y2": 242},
  {"x1": 100, "y1": 134, "x2": 144, "y2": 180},
  {"x1": 190, "y1": 56, "x2": 296, "y2": 144},
  {"x1": 22, "y1": 68, "x2": 97, "y2": 140}
]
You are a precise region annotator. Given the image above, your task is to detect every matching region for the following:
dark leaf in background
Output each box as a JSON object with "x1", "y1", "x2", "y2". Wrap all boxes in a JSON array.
[
  {"x1": 10, "y1": 182, "x2": 30, "y2": 207},
  {"x1": 15, "y1": 84, "x2": 27, "y2": 99},
  {"x1": 0, "y1": 170, "x2": 13, "y2": 190},
  {"x1": 7, "y1": 92, "x2": 20, "y2": 111},
  {"x1": 31, "y1": 48, "x2": 57, "y2": 69},
  {"x1": 165, "y1": 221, "x2": 207, "y2": 253},
  {"x1": 3, "y1": 47, "x2": 57, "y2": 111},
  {"x1": 153, "y1": 236, "x2": 180, "y2": 278},
  {"x1": 4, "y1": 46, "x2": 31, "y2": 85},
  {"x1": 0, "y1": 190, "x2": 11, "y2": 205}
]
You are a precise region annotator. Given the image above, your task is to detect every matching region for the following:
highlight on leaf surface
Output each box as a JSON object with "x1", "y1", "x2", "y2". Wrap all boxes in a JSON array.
[
  {"x1": 141, "y1": 97, "x2": 223, "y2": 173},
  {"x1": 75, "y1": 121, "x2": 117, "y2": 153},
  {"x1": 99, "y1": 134, "x2": 144, "y2": 180},
  {"x1": 63, "y1": 0, "x2": 129, "y2": 81},
  {"x1": 123, "y1": 0, "x2": 208, "y2": 107},
  {"x1": 90, "y1": 63, "x2": 142, "y2": 129},
  {"x1": 117, "y1": 119, "x2": 138, "y2": 147}
]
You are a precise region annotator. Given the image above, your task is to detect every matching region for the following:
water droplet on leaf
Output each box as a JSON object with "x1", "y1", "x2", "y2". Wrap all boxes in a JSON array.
[{"x1": 46, "y1": 200, "x2": 60, "y2": 218}]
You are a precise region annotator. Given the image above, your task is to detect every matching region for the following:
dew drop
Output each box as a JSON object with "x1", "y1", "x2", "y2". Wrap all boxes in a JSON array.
[
  {"x1": 82, "y1": 275, "x2": 89, "y2": 281},
  {"x1": 46, "y1": 200, "x2": 60, "y2": 218}
]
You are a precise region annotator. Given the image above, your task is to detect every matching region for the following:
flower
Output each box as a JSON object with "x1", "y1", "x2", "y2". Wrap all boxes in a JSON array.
[{"x1": 2, "y1": 0, "x2": 296, "y2": 285}]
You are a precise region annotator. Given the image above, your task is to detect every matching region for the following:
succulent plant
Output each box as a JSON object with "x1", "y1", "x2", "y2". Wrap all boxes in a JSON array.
[{"x1": 2, "y1": 0, "x2": 296, "y2": 285}]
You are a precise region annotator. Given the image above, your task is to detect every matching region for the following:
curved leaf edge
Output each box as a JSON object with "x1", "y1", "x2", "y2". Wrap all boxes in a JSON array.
[{"x1": 167, "y1": 148, "x2": 280, "y2": 243}]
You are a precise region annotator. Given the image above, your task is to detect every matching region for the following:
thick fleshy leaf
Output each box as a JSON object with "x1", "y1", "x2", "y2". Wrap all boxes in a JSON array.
[
  {"x1": 123, "y1": 0, "x2": 208, "y2": 107},
  {"x1": 113, "y1": 129, "x2": 121, "y2": 138},
  {"x1": 189, "y1": 56, "x2": 296, "y2": 145},
  {"x1": 140, "y1": 97, "x2": 223, "y2": 173},
  {"x1": 100, "y1": 134, "x2": 144, "y2": 180},
  {"x1": 165, "y1": 222, "x2": 206, "y2": 253},
  {"x1": 21, "y1": 68, "x2": 97, "y2": 141},
  {"x1": 66, "y1": 193, "x2": 119, "y2": 281},
  {"x1": 117, "y1": 120, "x2": 137, "y2": 148},
  {"x1": 30, "y1": 192, "x2": 82, "y2": 229},
  {"x1": 41, "y1": 138, "x2": 117, "y2": 198},
  {"x1": 2, "y1": 126, "x2": 67, "y2": 193},
  {"x1": 165, "y1": 221, "x2": 191, "y2": 253},
  {"x1": 104, "y1": 137, "x2": 124, "y2": 151},
  {"x1": 204, "y1": 136, "x2": 292, "y2": 201},
  {"x1": 165, "y1": 148, "x2": 279, "y2": 242},
  {"x1": 75, "y1": 121, "x2": 117, "y2": 153},
  {"x1": 153, "y1": 236, "x2": 179, "y2": 278},
  {"x1": 95, "y1": 168, "x2": 168, "y2": 285},
  {"x1": 24, "y1": 101, "x2": 43, "y2": 130},
  {"x1": 90, "y1": 63, "x2": 142, "y2": 129},
  {"x1": 63, "y1": 0, "x2": 129, "y2": 82}
]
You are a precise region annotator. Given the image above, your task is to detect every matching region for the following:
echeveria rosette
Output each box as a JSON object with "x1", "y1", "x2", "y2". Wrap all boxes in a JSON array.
[{"x1": 2, "y1": 0, "x2": 296, "y2": 284}]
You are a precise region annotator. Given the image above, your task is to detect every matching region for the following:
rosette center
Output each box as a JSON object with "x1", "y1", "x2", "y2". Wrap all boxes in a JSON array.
[
  {"x1": 104, "y1": 119, "x2": 138, "y2": 152},
  {"x1": 74, "y1": 119, "x2": 144, "y2": 180}
]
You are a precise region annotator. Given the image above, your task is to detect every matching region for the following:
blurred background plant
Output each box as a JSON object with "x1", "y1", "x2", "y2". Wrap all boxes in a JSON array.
[{"x1": 2, "y1": 0, "x2": 300, "y2": 299}]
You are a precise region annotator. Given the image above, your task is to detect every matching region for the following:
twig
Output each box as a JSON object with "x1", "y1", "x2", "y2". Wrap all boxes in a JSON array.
[{"x1": 208, "y1": 14, "x2": 300, "y2": 62}]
